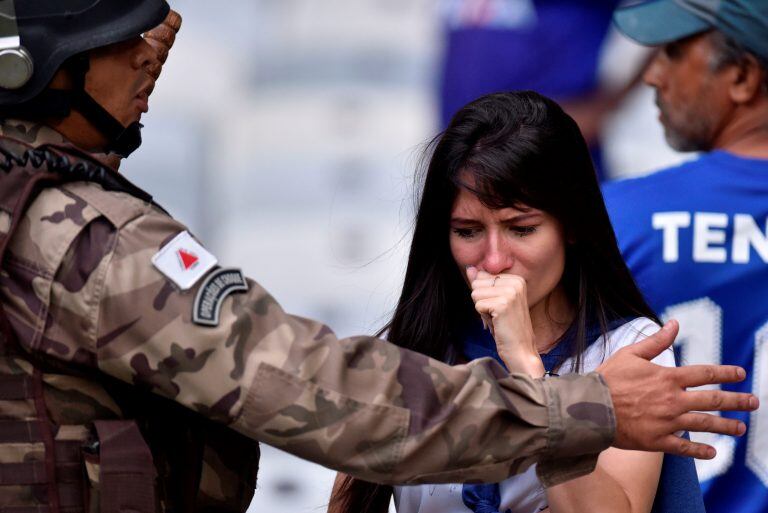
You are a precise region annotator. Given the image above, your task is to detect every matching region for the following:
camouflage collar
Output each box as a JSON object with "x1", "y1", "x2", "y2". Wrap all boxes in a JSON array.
[
  {"x1": 0, "y1": 119, "x2": 70, "y2": 147},
  {"x1": 0, "y1": 120, "x2": 158, "y2": 207}
]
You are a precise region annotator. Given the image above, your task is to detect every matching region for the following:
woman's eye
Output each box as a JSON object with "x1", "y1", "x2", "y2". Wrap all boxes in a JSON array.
[
  {"x1": 451, "y1": 227, "x2": 478, "y2": 239},
  {"x1": 511, "y1": 225, "x2": 537, "y2": 237}
]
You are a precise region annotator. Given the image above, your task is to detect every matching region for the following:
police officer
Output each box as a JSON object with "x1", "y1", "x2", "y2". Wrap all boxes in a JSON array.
[{"x1": 0, "y1": 1, "x2": 758, "y2": 511}]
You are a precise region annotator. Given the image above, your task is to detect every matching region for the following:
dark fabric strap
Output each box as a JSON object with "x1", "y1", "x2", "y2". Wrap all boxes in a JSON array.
[
  {"x1": 1, "y1": 507, "x2": 51, "y2": 513},
  {"x1": 57, "y1": 479, "x2": 85, "y2": 510},
  {"x1": 0, "y1": 420, "x2": 43, "y2": 443},
  {"x1": 0, "y1": 461, "x2": 47, "y2": 485},
  {"x1": 53, "y1": 440, "x2": 84, "y2": 465},
  {"x1": 0, "y1": 374, "x2": 34, "y2": 399},
  {"x1": 94, "y1": 420, "x2": 157, "y2": 513},
  {"x1": 55, "y1": 441, "x2": 87, "y2": 511}
]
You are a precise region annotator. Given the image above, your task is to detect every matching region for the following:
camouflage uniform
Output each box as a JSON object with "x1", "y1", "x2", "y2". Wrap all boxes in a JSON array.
[{"x1": 0, "y1": 119, "x2": 615, "y2": 511}]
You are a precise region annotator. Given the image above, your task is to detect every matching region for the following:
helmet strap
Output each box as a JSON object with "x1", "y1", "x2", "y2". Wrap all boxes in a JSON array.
[
  {"x1": 0, "y1": 53, "x2": 144, "y2": 158},
  {"x1": 71, "y1": 89, "x2": 143, "y2": 158},
  {"x1": 64, "y1": 53, "x2": 143, "y2": 157}
]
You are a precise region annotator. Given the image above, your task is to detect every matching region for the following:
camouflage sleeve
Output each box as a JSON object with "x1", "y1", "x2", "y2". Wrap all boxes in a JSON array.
[{"x1": 54, "y1": 198, "x2": 614, "y2": 486}]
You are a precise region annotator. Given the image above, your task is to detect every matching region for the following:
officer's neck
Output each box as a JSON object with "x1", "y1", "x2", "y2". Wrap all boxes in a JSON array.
[
  {"x1": 41, "y1": 70, "x2": 111, "y2": 156},
  {"x1": 45, "y1": 112, "x2": 110, "y2": 154}
]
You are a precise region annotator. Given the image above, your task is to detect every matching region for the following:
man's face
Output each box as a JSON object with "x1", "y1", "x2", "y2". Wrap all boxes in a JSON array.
[
  {"x1": 643, "y1": 32, "x2": 733, "y2": 152},
  {"x1": 85, "y1": 36, "x2": 159, "y2": 128}
]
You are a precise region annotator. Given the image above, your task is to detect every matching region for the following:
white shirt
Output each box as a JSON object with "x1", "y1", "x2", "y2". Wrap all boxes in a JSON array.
[{"x1": 393, "y1": 317, "x2": 675, "y2": 513}]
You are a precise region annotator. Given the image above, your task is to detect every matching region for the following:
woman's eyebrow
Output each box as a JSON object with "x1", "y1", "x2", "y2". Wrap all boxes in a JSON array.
[
  {"x1": 449, "y1": 216, "x2": 483, "y2": 224},
  {"x1": 450, "y1": 212, "x2": 542, "y2": 224},
  {"x1": 503, "y1": 213, "x2": 541, "y2": 223}
]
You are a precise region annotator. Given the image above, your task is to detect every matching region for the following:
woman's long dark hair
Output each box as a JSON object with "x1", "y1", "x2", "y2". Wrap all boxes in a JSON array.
[{"x1": 331, "y1": 91, "x2": 659, "y2": 513}]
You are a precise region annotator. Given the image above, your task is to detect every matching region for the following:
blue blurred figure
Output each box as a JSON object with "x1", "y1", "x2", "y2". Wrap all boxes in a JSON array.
[{"x1": 439, "y1": 0, "x2": 639, "y2": 180}]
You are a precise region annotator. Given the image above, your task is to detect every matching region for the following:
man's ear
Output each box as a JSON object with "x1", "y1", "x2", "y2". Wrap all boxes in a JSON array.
[{"x1": 729, "y1": 54, "x2": 765, "y2": 104}]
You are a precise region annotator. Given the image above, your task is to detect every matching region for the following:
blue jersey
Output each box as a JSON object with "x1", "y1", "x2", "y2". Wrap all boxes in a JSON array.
[{"x1": 604, "y1": 151, "x2": 768, "y2": 513}]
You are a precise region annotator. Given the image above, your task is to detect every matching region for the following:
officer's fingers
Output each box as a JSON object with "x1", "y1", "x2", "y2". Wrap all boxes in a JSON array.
[
  {"x1": 144, "y1": 11, "x2": 181, "y2": 80},
  {"x1": 144, "y1": 26, "x2": 176, "y2": 63},
  {"x1": 164, "y1": 9, "x2": 182, "y2": 32},
  {"x1": 147, "y1": 9, "x2": 182, "y2": 40},
  {"x1": 672, "y1": 364, "x2": 747, "y2": 388},
  {"x1": 680, "y1": 389, "x2": 757, "y2": 413},
  {"x1": 145, "y1": 38, "x2": 171, "y2": 65},
  {"x1": 657, "y1": 434, "x2": 716, "y2": 460},
  {"x1": 675, "y1": 412, "x2": 746, "y2": 437}
]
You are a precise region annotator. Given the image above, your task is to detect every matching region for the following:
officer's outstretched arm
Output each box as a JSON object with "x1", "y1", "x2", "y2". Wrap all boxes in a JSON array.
[{"x1": 40, "y1": 193, "x2": 755, "y2": 486}]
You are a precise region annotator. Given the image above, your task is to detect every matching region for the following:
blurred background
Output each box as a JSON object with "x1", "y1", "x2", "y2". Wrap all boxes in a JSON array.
[{"x1": 123, "y1": 1, "x2": 692, "y2": 511}]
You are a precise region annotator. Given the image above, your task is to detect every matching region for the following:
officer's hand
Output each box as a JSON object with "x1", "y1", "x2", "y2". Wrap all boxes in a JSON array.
[
  {"x1": 143, "y1": 9, "x2": 182, "y2": 81},
  {"x1": 596, "y1": 320, "x2": 758, "y2": 459}
]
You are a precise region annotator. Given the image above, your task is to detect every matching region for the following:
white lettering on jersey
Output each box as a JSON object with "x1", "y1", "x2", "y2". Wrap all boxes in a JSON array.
[
  {"x1": 694, "y1": 213, "x2": 728, "y2": 263},
  {"x1": 653, "y1": 212, "x2": 768, "y2": 264},
  {"x1": 652, "y1": 212, "x2": 691, "y2": 262},
  {"x1": 733, "y1": 214, "x2": 768, "y2": 264}
]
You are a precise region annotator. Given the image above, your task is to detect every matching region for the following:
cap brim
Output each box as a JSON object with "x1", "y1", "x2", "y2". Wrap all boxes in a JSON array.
[{"x1": 613, "y1": 0, "x2": 711, "y2": 46}]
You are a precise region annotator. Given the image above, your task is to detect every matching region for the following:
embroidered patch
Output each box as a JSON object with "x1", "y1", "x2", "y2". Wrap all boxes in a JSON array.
[
  {"x1": 193, "y1": 268, "x2": 249, "y2": 326},
  {"x1": 151, "y1": 231, "x2": 218, "y2": 291}
]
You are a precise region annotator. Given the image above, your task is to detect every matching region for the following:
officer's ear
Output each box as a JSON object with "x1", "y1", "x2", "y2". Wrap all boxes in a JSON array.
[
  {"x1": 48, "y1": 67, "x2": 74, "y2": 91},
  {"x1": 729, "y1": 53, "x2": 765, "y2": 104}
]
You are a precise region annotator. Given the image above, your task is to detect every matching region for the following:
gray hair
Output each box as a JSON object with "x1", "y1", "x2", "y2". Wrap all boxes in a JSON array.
[{"x1": 708, "y1": 31, "x2": 768, "y2": 94}]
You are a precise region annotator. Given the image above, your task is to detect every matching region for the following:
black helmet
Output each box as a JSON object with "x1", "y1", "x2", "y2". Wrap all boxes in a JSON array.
[
  {"x1": 0, "y1": 0, "x2": 170, "y2": 156},
  {"x1": 0, "y1": 0, "x2": 169, "y2": 104}
]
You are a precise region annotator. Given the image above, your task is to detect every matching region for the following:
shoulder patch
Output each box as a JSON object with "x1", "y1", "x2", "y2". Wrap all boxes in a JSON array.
[
  {"x1": 152, "y1": 230, "x2": 218, "y2": 291},
  {"x1": 193, "y1": 268, "x2": 249, "y2": 326}
]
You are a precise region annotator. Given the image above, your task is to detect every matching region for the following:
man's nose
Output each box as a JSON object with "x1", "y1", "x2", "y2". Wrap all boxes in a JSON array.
[{"x1": 643, "y1": 51, "x2": 664, "y2": 88}]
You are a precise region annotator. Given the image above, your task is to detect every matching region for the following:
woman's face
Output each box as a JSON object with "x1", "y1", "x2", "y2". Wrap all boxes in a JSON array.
[{"x1": 449, "y1": 186, "x2": 567, "y2": 311}]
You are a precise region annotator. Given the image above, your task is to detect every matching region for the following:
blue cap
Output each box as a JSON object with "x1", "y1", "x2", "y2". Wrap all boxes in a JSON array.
[{"x1": 614, "y1": 0, "x2": 768, "y2": 61}]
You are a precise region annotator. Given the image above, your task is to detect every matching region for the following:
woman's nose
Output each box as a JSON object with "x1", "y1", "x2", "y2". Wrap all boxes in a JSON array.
[{"x1": 480, "y1": 235, "x2": 514, "y2": 275}]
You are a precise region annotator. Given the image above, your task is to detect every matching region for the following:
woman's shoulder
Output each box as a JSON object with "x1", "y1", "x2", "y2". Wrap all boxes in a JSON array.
[
  {"x1": 605, "y1": 317, "x2": 662, "y2": 347},
  {"x1": 578, "y1": 317, "x2": 674, "y2": 372}
]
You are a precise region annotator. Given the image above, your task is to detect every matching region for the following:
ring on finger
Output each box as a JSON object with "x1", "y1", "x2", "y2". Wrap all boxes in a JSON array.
[{"x1": 492, "y1": 276, "x2": 500, "y2": 287}]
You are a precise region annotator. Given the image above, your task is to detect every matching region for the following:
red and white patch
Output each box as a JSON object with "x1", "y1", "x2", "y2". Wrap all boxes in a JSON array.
[
  {"x1": 152, "y1": 231, "x2": 217, "y2": 291},
  {"x1": 177, "y1": 248, "x2": 199, "y2": 271}
]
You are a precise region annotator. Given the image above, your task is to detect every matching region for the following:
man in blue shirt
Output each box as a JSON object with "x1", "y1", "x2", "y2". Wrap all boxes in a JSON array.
[{"x1": 604, "y1": 2, "x2": 768, "y2": 513}]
